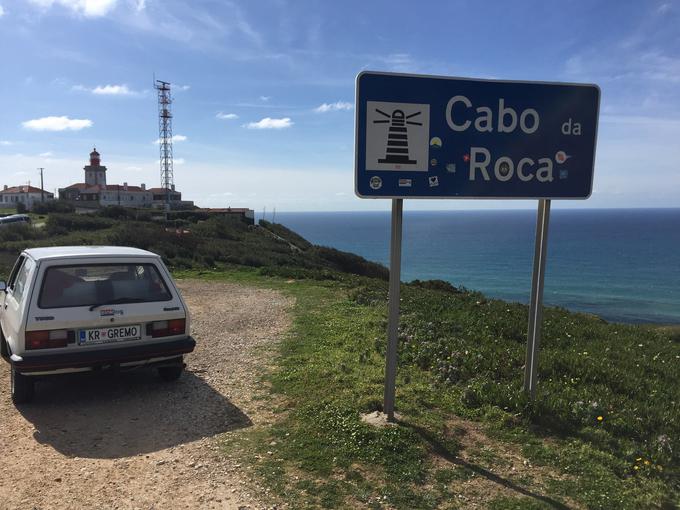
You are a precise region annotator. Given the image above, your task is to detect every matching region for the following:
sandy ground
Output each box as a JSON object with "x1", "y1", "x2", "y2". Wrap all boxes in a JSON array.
[{"x1": 0, "y1": 280, "x2": 292, "y2": 510}]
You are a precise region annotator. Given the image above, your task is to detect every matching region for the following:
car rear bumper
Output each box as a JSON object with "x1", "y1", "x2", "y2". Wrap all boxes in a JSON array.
[{"x1": 10, "y1": 336, "x2": 196, "y2": 374}]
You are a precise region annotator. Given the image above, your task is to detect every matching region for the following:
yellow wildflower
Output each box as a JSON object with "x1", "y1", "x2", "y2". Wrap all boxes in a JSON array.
[
  {"x1": 634, "y1": 465, "x2": 639, "y2": 470},
  {"x1": 597, "y1": 416, "x2": 603, "y2": 422}
]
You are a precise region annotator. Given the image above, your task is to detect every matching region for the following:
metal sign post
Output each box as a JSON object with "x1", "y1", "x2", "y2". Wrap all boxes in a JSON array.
[
  {"x1": 384, "y1": 198, "x2": 403, "y2": 421},
  {"x1": 524, "y1": 199, "x2": 551, "y2": 399}
]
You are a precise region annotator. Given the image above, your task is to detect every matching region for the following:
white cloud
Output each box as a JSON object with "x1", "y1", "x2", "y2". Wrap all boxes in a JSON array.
[
  {"x1": 125, "y1": 165, "x2": 143, "y2": 172},
  {"x1": 314, "y1": 101, "x2": 353, "y2": 113},
  {"x1": 216, "y1": 112, "x2": 238, "y2": 120},
  {"x1": 176, "y1": 84, "x2": 191, "y2": 91},
  {"x1": 74, "y1": 83, "x2": 139, "y2": 96},
  {"x1": 28, "y1": 0, "x2": 118, "y2": 17},
  {"x1": 174, "y1": 158, "x2": 185, "y2": 165},
  {"x1": 0, "y1": 5, "x2": 5, "y2": 17},
  {"x1": 39, "y1": 151, "x2": 53, "y2": 157},
  {"x1": 153, "y1": 134, "x2": 188, "y2": 144},
  {"x1": 657, "y1": 3, "x2": 671, "y2": 13},
  {"x1": 0, "y1": 140, "x2": 12, "y2": 146},
  {"x1": 380, "y1": 53, "x2": 414, "y2": 72},
  {"x1": 22, "y1": 116, "x2": 93, "y2": 131},
  {"x1": 245, "y1": 117, "x2": 293, "y2": 130},
  {"x1": 93, "y1": 84, "x2": 135, "y2": 95},
  {"x1": 259, "y1": 96, "x2": 271, "y2": 102}
]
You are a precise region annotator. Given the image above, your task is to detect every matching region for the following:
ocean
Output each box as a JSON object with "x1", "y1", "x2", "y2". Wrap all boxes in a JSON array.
[{"x1": 271, "y1": 208, "x2": 680, "y2": 324}]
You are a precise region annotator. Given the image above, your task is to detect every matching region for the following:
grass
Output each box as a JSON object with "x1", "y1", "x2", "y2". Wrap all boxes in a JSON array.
[{"x1": 193, "y1": 269, "x2": 680, "y2": 509}]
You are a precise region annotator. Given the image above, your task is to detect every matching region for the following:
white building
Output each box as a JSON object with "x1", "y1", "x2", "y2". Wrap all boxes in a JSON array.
[
  {"x1": 0, "y1": 185, "x2": 54, "y2": 210},
  {"x1": 59, "y1": 148, "x2": 192, "y2": 209}
]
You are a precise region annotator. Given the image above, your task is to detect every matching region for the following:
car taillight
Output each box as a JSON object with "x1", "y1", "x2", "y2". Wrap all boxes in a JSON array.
[
  {"x1": 147, "y1": 319, "x2": 185, "y2": 338},
  {"x1": 25, "y1": 329, "x2": 73, "y2": 350}
]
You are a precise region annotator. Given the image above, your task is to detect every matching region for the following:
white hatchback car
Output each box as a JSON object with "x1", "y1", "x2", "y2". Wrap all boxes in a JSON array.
[{"x1": 0, "y1": 246, "x2": 195, "y2": 404}]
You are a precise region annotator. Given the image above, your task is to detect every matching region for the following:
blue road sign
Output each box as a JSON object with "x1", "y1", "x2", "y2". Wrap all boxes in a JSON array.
[{"x1": 355, "y1": 71, "x2": 600, "y2": 199}]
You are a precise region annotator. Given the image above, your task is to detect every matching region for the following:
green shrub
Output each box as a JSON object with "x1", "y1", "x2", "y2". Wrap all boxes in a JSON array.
[
  {"x1": 410, "y1": 279, "x2": 463, "y2": 294},
  {"x1": 96, "y1": 206, "x2": 155, "y2": 222},
  {"x1": 167, "y1": 210, "x2": 210, "y2": 222},
  {"x1": 98, "y1": 205, "x2": 135, "y2": 220},
  {"x1": 46, "y1": 213, "x2": 114, "y2": 235},
  {"x1": 312, "y1": 246, "x2": 389, "y2": 280},
  {"x1": 0, "y1": 223, "x2": 45, "y2": 243},
  {"x1": 259, "y1": 220, "x2": 313, "y2": 249},
  {"x1": 32, "y1": 200, "x2": 75, "y2": 214},
  {"x1": 191, "y1": 216, "x2": 247, "y2": 240}
]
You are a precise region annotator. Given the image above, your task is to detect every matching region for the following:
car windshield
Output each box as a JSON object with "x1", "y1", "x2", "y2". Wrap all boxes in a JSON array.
[{"x1": 38, "y1": 263, "x2": 172, "y2": 309}]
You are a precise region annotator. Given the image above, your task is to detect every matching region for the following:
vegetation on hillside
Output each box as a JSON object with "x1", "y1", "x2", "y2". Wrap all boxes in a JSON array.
[{"x1": 0, "y1": 207, "x2": 387, "y2": 281}]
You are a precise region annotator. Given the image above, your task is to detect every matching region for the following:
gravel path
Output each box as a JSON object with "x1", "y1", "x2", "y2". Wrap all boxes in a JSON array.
[{"x1": 0, "y1": 280, "x2": 292, "y2": 510}]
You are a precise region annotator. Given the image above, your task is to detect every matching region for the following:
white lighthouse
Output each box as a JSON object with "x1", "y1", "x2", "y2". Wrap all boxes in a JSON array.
[{"x1": 84, "y1": 147, "x2": 107, "y2": 188}]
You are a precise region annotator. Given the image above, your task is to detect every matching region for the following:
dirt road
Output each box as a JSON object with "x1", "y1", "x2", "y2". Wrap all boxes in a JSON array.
[{"x1": 0, "y1": 280, "x2": 292, "y2": 510}]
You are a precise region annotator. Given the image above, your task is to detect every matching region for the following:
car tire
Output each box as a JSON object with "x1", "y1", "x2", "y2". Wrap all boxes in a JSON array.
[
  {"x1": 0, "y1": 332, "x2": 8, "y2": 360},
  {"x1": 158, "y1": 359, "x2": 184, "y2": 382},
  {"x1": 11, "y1": 366, "x2": 34, "y2": 404}
]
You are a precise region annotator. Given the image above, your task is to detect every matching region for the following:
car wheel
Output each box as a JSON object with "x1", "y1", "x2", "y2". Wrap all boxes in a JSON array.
[
  {"x1": 158, "y1": 359, "x2": 184, "y2": 382},
  {"x1": 0, "y1": 333, "x2": 8, "y2": 360},
  {"x1": 11, "y1": 366, "x2": 34, "y2": 404}
]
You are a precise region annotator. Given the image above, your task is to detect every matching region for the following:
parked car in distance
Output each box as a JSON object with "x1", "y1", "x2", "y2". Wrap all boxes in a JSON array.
[
  {"x1": 0, "y1": 246, "x2": 195, "y2": 404},
  {"x1": 0, "y1": 214, "x2": 31, "y2": 227}
]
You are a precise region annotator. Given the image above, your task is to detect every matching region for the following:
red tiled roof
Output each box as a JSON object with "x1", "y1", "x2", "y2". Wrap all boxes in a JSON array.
[
  {"x1": 62, "y1": 182, "x2": 90, "y2": 190},
  {"x1": 62, "y1": 183, "x2": 147, "y2": 192},
  {"x1": 1, "y1": 185, "x2": 52, "y2": 194}
]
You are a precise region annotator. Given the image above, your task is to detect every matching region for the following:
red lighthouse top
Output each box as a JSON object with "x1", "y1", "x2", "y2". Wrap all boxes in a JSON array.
[{"x1": 89, "y1": 147, "x2": 100, "y2": 166}]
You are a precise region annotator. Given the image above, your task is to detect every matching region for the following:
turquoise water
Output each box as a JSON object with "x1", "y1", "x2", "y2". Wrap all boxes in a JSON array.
[{"x1": 272, "y1": 209, "x2": 680, "y2": 324}]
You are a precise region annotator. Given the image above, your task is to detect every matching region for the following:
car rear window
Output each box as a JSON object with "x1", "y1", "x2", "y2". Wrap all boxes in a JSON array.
[{"x1": 38, "y1": 263, "x2": 173, "y2": 309}]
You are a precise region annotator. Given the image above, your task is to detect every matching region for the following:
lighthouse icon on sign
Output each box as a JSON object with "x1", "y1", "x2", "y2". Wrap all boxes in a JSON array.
[
  {"x1": 374, "y1": 108, "x2": 422, "y2": 164},
  {"x1": 366, "y1": 101, "x2": 430, "y2": 172}
]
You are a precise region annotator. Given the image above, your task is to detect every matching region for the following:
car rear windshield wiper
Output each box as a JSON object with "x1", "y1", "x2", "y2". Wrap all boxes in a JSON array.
[{"x1": 89, "y1": 297, "x2": 147, "y2": 311}]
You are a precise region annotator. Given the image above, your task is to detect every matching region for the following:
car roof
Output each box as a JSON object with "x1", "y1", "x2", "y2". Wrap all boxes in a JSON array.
[
  {"x1": 23, "y1": 246, "x2": 161, "y2": 261},
  {"x1": 0, "y1": 214, "x2": 30, "y2": 220}
]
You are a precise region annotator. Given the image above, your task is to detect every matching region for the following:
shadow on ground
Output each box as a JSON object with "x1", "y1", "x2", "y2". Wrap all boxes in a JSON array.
[
  {"x1": 18, "y1": 368, "x2": 250, "y2": 459},
  {"x1": 400, "y1": 420, "x2": 572, "y2": 510}
]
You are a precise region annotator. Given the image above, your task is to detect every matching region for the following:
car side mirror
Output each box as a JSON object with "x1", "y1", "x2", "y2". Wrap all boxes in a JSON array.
[{"x1": 0, "y1": 281, "x2": 5, "y2": 292}]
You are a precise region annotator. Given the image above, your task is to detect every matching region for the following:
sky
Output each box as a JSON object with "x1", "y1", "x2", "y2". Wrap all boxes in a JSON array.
[{"x1": 0, "y1": 0, "x2": 678, "y2": 211}]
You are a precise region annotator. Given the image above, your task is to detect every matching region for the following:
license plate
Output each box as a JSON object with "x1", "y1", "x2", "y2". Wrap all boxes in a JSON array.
[{"x1": 79, "y1": 324, "x2": 142, "y2": 345}]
